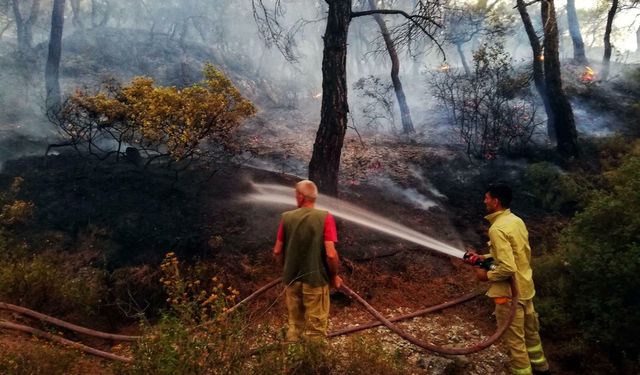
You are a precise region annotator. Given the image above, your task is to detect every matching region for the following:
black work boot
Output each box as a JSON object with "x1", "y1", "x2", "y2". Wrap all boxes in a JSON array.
[{"x1": 533, "y1": 370, "x2": 552, "y2": 375}]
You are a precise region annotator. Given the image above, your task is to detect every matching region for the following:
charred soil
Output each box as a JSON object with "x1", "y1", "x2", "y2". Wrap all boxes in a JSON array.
[{"x1": 0, "y1": 129, "x2": 563, "y2": 374}]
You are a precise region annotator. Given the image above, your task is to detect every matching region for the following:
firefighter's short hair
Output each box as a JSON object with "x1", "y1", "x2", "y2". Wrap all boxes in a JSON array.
[{"x1": 486, "y1": 183, "x2": 512, "y2": 208}]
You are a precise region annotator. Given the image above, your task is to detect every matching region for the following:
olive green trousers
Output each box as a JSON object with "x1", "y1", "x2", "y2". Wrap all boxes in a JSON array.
[
  {"x1": 285, "y1": 282, "x2": 330, "y2": 342},
  {"x1": 495, "y1": 299, "x2": 549, "y2": 375}
]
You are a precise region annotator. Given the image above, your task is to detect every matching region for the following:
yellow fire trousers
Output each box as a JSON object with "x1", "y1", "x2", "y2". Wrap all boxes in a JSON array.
[
  {"x1": 285, "y1": 282, "x2": 330, "y2": 342},
  {"x1": 495, "y1": 299, "x2": 549, "y2": 375}
]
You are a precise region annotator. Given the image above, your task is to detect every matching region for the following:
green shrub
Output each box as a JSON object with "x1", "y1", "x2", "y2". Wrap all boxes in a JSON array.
[
  {"x1": 122, "y1": 252, "x2": 248, "y2": 374},
  {"x1": 121, "y1": 253, "x2": 414, "y2": 374},
  {"x1": 525, "y1": 162, "x2": 593, "y2": 213},
  {"x1": 533, "y1": 144, "x2": 639, "y2": 368},
  {"x1": 0, "y1": 340, "x2": 78, "y2": 375},
  {"x1": 0, "y1": 250, "x2": 108, "y2": 318},
  {"x1": 559, "y1": 149, "x2": 640, "y2": 359}
]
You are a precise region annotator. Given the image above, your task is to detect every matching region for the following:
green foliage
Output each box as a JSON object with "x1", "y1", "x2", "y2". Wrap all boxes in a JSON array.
[
  {"x1": 0, "y1": 178, "x2": 106, "y2": 318},
  {"x1": 0, "y1": 250, "x2": 108, "y2": 318},
  {"x1": 560, "y1": 146, "x2": 640, "y2": 357},
  {"x1": 251, "y1": 335, "x2": 411, "y2": 375},
  {"x1": 122, "y1": 253, "x2": 413, "y2": 374},
  {"x1": 0, "y1": 340, "x2": 78, "y2": 375},
  {"x1": 336, "y1": 336, "x2": 409, "y2": 375},
  {"x1": 123, "y1": 252, "x2": 247, "y2": 374},
  {"x1": 535, "y1": 140, "x2": 640, "y2": 370},
  {"x1": 525, "y1": 162, "x2": 592, "y2": 213}
]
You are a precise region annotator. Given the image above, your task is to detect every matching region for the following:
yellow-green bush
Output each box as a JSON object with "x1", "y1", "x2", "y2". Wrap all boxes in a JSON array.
[{"x1": 57, "y1": 64, "x2": 255, "y2": 165}]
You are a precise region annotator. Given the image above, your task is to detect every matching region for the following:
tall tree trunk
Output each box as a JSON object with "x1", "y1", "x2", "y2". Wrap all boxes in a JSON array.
[
  {"x1": 455, "y1": 43, "x2": 471, "y2": 76},
  {"x1": 516, "y1": 0, "x2": 554, "y2": 141},
  {"x1": 70, "y1": 0, "x2": 84, "y2": 29},
  {"x1": 541, "y1": 0, "x2": 579, "y2": 158},
  {"x1": 636, "y1": 24, "x2": 640, "y2": 54},
  {"x1": 45, "y1": 0, "x2": 66, "y2": 114},
  {"x1": 602, "y1": 0, "x2": 619, "y2": 80},
  {"x1": 11, "y1": 0, "x2": 41, "y2": 56},
  {"x1": 567, "y1": 0, "x2": 588, "y2": 64},
  {"x1": 368, "y1": 0, "x2": 414, "y2": 133},
  {"x1": 308, "y1": 0, "x2": 351, "y2": 196}
]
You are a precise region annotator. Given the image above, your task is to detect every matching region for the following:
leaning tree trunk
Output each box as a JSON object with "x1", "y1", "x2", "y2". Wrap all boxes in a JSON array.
[
  {"x1": 455, "y1": 43, "x2": 471, "y2": 76},
  {"x1": 636, "y1": 24, "x2": 640, "y2": 54},
  {"x1": 368, "y1": 0, "x2": 414, "y2": 133},
  {"x1": 516, "y1": 0, "x2": 554, "y2": 141},
  {"x1": 602, "y1": 0, "x2": 619, "y2": 80},
  {"x1": 567, "y1": 0, "x2": 588, "y2": 64},
  {"x1": 70, "y1": 0, "x2": 84, "y2": 29},
  {"x1": 12, "y1": 0, "x2": 41, "y2": 56},
  {"x1": 45, "y1": 0, "x2": 66, "y2": 115},
  {"x1": 541, "y1": 0, "x2": 579, "y2": 158},
  {"x1": 308, "y1": 0, "x2": 351, "y2": 196}
]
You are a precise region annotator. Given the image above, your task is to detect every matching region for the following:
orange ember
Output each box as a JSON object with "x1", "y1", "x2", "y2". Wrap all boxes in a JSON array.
[{"x1": 581, "y1": 66, "x2": 596, "y2": 83}]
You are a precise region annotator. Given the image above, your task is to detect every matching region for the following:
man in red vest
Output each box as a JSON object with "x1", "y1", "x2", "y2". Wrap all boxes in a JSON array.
[{"x1": 273, "y1": 179, "x2": 343, "y2": 342}]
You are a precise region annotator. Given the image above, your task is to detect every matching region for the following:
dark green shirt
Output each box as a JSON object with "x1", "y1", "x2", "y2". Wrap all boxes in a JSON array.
[{"x1": 281, "y1": 207, "x2": 329, "y2": 287}]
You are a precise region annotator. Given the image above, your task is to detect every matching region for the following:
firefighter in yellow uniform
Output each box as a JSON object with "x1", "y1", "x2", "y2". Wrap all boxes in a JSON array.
[{"x1": 468, "y1": 183, "x2": 550, "y2": 375}]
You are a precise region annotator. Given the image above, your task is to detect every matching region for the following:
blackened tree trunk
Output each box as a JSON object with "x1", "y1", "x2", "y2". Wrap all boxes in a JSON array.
[
  {"x1": 368, "y1": 0, "x2": 414, "y2": 133},
  {"x1": 567, "y1": 0, "x2": 588, "y2": 64},
  {"x1": 308, "y1": 0, "x2": 351, "y2": 196},
  {"x1": 11, "y1": 0, "x2": 41, "y2": 56},
  {"x1": 516, "y1": 0, "x2": 554, "y2": 141},
  {"x1": 602, "y1": 0, "x2": 619, "y2": 80},
  {"x1": 45, "y1": 0, "x2": 66, "y2": 114},
  {"x1": 541, "y1": 0, "x2": 579, "y2": 157}
]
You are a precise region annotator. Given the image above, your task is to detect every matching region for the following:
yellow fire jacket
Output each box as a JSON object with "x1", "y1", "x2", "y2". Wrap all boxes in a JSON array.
[{"x1": 483, "y1": 209, "x2": 535, "y2": 301}]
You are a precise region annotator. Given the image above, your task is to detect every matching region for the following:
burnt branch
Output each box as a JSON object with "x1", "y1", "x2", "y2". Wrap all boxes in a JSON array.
[
  {"x1": 513, "y1": 0, "x2": 542, "y2": 9},
  {"x1": 251, "y1": 0, "x2": 301, "y2": 63}
]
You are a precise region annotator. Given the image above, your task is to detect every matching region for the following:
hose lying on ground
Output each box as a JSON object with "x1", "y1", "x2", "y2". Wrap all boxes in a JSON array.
[
  {"x1": 328, "y1": 288, "x2": 485, "y2": 338},
  {"x1": 339, "y1": 277, "x2": 518, "y2": 355},
  {"x1": 234, "y1": 277, "x2": 518, "y2": 355},
  {"x1": 0, "y1": 320, "x2": 132, "y2": 363},
  {"x1": 0, "y1": 302, "x2": 139, "y2": 341},
  {"x1": 0, "y1": 276, "x2": 518, "y2": 361}
]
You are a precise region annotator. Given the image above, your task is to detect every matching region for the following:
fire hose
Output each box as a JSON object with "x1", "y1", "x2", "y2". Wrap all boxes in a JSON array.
[{"x1": 0, "y1": 277, "x2": 518, "y2": 362}]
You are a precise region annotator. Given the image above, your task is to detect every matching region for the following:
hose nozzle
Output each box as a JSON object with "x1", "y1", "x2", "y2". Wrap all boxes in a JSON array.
[{"x1": 463, "y1": 251, "x2": 496, "y2": 271}]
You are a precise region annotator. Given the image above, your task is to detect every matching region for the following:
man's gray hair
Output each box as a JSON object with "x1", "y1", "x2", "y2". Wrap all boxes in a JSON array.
[{"x1": 296, "y1": 180, "x2": 318, "y2": 201}]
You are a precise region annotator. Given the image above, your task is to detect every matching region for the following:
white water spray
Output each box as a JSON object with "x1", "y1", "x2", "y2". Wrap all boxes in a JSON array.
[{"x1": 246, "y1": 182, "x2": 466, "y2": 259}]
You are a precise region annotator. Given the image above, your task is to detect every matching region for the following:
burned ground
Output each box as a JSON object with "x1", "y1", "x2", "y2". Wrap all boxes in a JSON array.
[{"x1": 0, "y1": 128, "x2": 560, "y2": 374}]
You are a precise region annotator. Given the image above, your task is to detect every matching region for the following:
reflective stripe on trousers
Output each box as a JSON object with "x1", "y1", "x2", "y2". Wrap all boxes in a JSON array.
[{"x1": 495, "y1": 299, "x2": 549, "y2": 374}]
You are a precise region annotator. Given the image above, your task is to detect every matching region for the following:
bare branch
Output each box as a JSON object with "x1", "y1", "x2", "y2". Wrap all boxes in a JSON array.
[
  {"x1": 513, "y1": 0, "x2": 542, "y2": 9},
  {"x1": 251, "y1": 0, "x2": 300, "y2": 63}
]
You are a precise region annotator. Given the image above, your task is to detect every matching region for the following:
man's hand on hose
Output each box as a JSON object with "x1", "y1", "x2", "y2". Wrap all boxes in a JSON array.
[
  {"x1": 331, "y1": 275, "x2": 343, "y2": 289},
  {"x1": 463, "y1": 248, "x2": 484, "y2": 265},
  {"x1": 474, "y1": 268, "x2": 489, "y2": 281}
]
